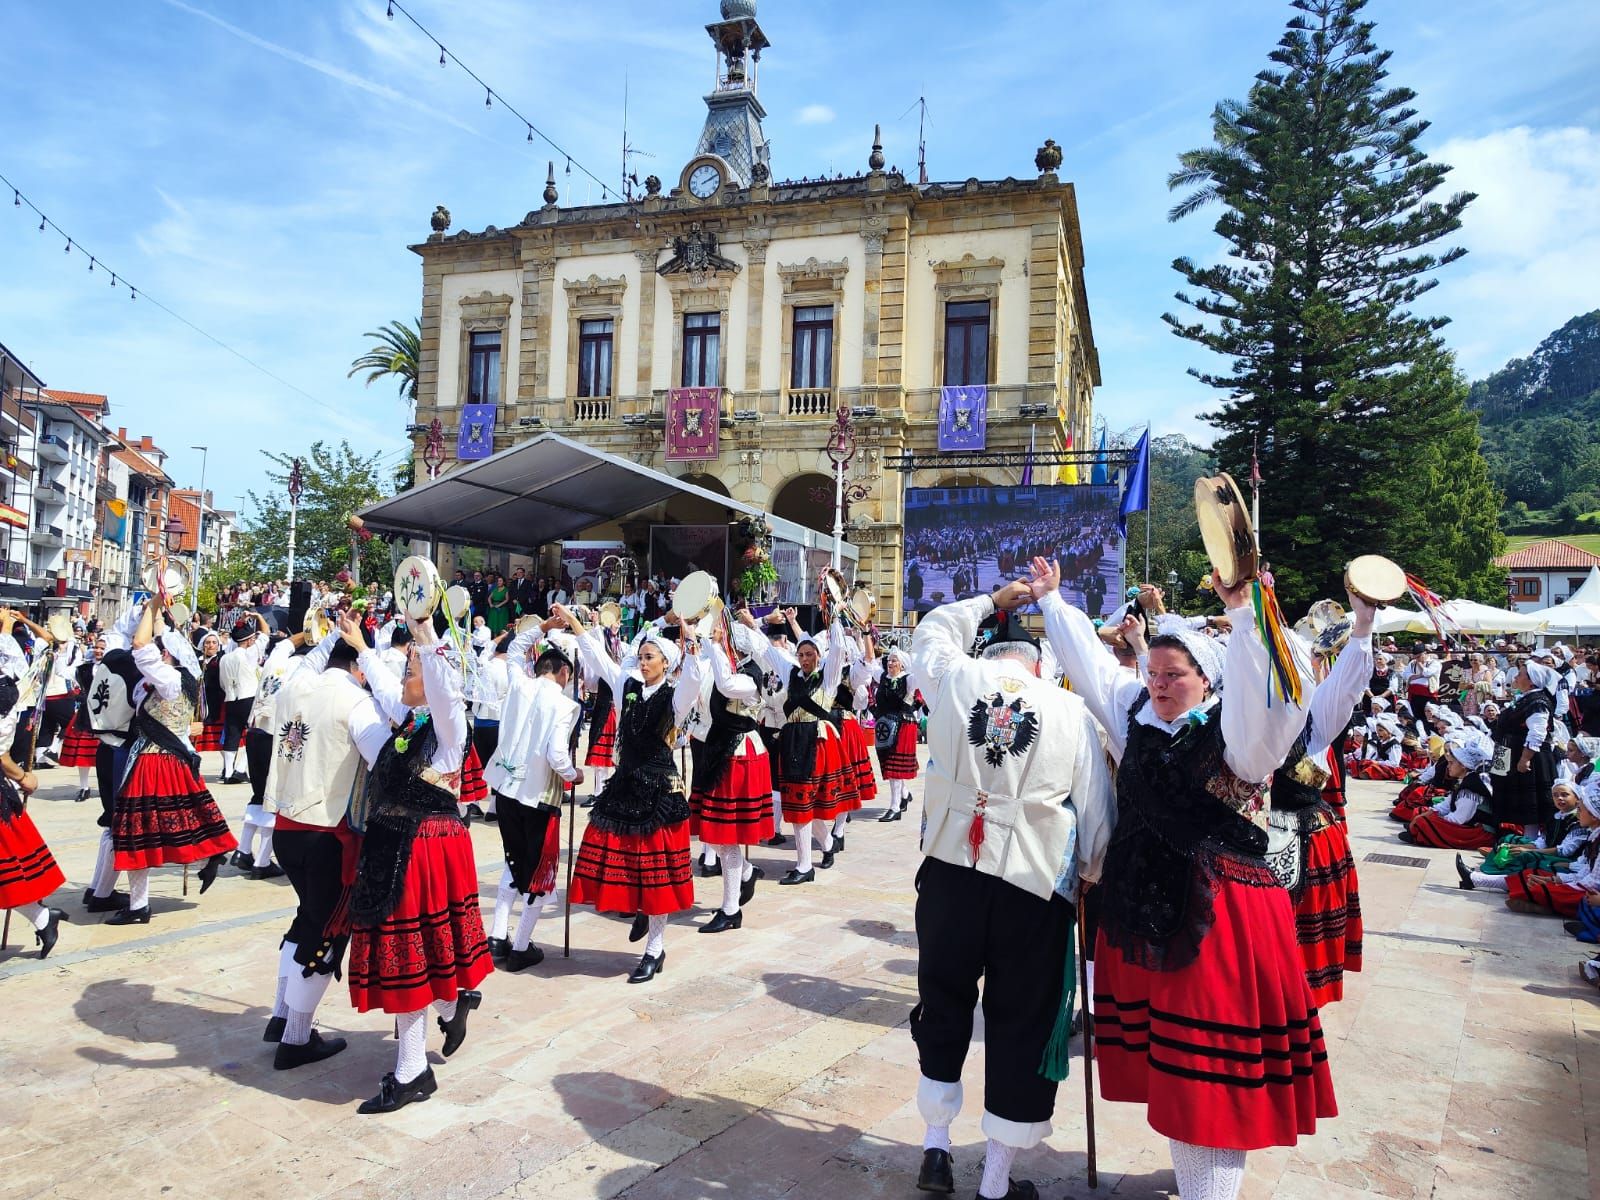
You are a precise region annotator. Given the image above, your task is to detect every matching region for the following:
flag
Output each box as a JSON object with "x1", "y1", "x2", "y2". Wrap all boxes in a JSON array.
[
  {"x1": 665, "y1": 387, "x2": 721, "y2": 460},
  {"x1": 1020, "y1": 426, "x2": 1034, "y2": 486},
  {"x1": 1060, "y1": 427, "x2": 1079, "y2": 485},
  {"x1": 1117, "y1": 430, "x2": 1150, "y2": 535},
  {"x1": 1091, "y1": 429, "x2": 1109, "y2": 485},
  {"x1": 102, "y1": 497, "x2": 127, "y2": 547},
  {"x1": 457, "y1": 403, "x2": 497, "y2": 461},
  {"x1": 938, "y1": 385, "x2": 988, "y2": 452}
]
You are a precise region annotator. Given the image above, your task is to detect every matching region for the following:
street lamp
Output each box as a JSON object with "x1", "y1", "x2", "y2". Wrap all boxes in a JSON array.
[
  {"x1": 189, "y1": 445, "x2": 208, "y2": 616},
  {"x1": 1166, "y1": 568, "x2": 1181, "y2": 612}
]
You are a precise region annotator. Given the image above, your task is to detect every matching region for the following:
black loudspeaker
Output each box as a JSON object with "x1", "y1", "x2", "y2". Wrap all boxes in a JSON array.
[{"x1": 288, "y1": 580, "x2": 313, "y2": 631}]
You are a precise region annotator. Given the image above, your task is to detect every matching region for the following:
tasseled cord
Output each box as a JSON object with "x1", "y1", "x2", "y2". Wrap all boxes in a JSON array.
[
  {"x1": 1037, "y1": 918, "x2": 1078, "y2": 1083},
  {"x1": 1251, "y1": 580, "x2": 1303, "y2": 709}
]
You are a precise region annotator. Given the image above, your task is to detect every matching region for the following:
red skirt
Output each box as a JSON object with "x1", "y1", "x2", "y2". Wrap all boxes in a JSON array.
[
  {"x1": 1505, "y1": 869, "x2": 1585, "y2": 917},
  {"x1": 59, "y1": 713, "x2": 101, "y2": 768},
  {"x1": 838, "y1": 715, "x2": 876, "y2": 805},
  {"x1": 1348, "y1": 760, "x2": 1405, "y2": 781},
  {"x1": 460, "y1": 745, "x2": 487, "y2": 808},
  {"x1": 780, "y1": 723, "x2": 859, "y2": 825},
  {"x1": 0, "y1": 808, "x2": 66, "y2": 908},
  {"x1": 1295, "y1": 821, "x2": 1363, "y2": 1007},
  {"x1": 571, "y1": 820, "x2": 693, "y2": 916},
  {"x1": 692, "y1": 743, "x2": 776, "y2": 846},
  {"x1": 585, "y1": 709, "x2": 617, "y2": 768},
  {"x1": 193, "y1": 719, "x2": 224, "y2": 754},
  {"x1": 1094, "y1": 871, "x2": 1338, "y2": 1150},
  {"x1": 1409, "y1": 811, "x2": 1495, "y2": 851},
  {"x1": 111, "y1": 750, "x2": 237, "y2": 870},
  {"x1": 347, "y1": 814, "x2": 493, "y2": 1013},
  {"x1": 875, "y1": 719, "x2": 920, "y2": 781}
]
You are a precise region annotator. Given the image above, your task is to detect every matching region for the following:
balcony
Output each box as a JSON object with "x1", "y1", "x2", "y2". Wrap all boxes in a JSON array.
[
  {"x1": 30, "y1": 520, "x2": 63, "y2": 547},
  {"x1": 35, "y1": 480, "x2": 66, "y2": 508},
  {"x1": 572, "y1": 398, "x2": 613, "y2": 423},
  {"x1": 36, "y1": 433, "x2": 69, "y2": 464},
  {"x1": 96, "y1": 479, "x2": 117, "y2": 502},
  {"x1": 786, "y1": 389, "x2": 835, "y2": 417}
]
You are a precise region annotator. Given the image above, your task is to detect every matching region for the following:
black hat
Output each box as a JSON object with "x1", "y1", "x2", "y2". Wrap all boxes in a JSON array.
[
  {"x1": 231, "y1": 620, "x2": 258, "y2": 642},
  {"x1": 974, "y1": 609, "x2": 1039, "y2": 657}
]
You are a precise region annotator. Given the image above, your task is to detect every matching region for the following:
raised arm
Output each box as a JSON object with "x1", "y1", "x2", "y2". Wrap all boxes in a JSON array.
[
  {"x1": 910, "y1": 595, "x2": 991, "y2": 701},
  {"x1": 1305, "y1": 604, "x2": 1376, "y2": 756},
  {"x1": 706, "y1": 641, "x2": 758, "y2": 702},
  {"x1": 573, "y1": 624, "x2": 625, "y2": 700},
  {"x1": 1219, "y1": 599, "x2": 1314, "y2": 784},
  {"x1": 1034, "y1": 569, "x2": 1142, "y2": 759},
  {"x1": 821, "y1": 621, "x2": 850, "y2": 696},
  {"x1": 673, "y1": 645, "x2": 712, "y2": 727},
  {"x1": 415, "y1": 625, "x2": 466, "y2": 773}
]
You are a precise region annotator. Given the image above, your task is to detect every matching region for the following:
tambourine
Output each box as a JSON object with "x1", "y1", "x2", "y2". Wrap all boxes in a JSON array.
[
  {"x1": 142, "y1": 559, "x2": 191, "y2": 606},
  {"x1": 598, "y1": 601, "x2": 622, "y2": 631},
  {"x1": 305, "y1": 605, "x2": 333, "y2": 643},
  {"x1": 670, "y1": 571, "x2": 723, "y2": 639},
  {"x1": 394, "y1": 555, "x2": 443, "y2": 621},
  {"x1": 167, "y1": 601, "x2": 193, "y2": 630},
  {"x1": 45, "y1": 613, "x2": 74, "y2": 643},
  {"x1": 1344, "y1": 555, "x2": 1407, "y2": 606},
  {"x1": 847, "y1": 584, "x2": 877, "y2": 632},
  {"x1": 514, "y1": 614, "x2": 541, "y2": 635},
  {"x1": 1193, "y1": 472, "x2": 1257, "y2": 590},
  {"x1": 443, "y1": 585, "x2": 472, "y2": 624}
]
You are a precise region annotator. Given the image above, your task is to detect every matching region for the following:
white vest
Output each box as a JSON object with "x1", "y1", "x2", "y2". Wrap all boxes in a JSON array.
[{"x1": 266, "y1": 670, "x2": 367, "y2": 828}]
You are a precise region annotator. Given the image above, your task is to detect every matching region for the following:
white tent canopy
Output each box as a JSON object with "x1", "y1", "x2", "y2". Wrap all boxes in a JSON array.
[
  {"x1": 1371, "y1": 600, "x2": 1545, "y2": 637},
  {"x1": 1526, "y1": 566, "x2": 1600, "y2": 635}
]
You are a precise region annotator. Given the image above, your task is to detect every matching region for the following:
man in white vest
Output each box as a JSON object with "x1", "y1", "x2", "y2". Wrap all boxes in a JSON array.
[
  {"x1": 261, "y1": 614, "x2": 391, "y2": 1070},
  {"x1": 907, "y1": 581, "x2": 1115, "y2": 1200},
  {"x1": 482, "y1": 625, "x2": 582, "y2": 972}
]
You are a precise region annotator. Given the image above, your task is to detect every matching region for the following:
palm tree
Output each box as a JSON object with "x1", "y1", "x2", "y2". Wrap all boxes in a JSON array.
[{"x1": 348, "y1": 318, "x2": 422, "y2": 406}]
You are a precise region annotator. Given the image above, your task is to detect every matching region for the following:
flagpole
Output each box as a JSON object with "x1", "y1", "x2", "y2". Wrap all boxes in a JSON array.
[
  {"x1": 1144, "y1": 424, "x2": 1151, "y2": 581},
  {"x1": 1251, "y1": 433, "x2": 1262, "y2": 553}
]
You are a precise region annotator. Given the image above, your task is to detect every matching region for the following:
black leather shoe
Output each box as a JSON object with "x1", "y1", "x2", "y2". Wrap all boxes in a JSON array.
[
  {"x1": 1565, "y1": 920, "x2": 1585, "y2": 936},
  {"x1": 487, "y1": 936, "x2": 510, "y2": 961},
  {"x1": 251, "y1": 863, "x2": 286, "y2": 881},
  {"x1": 778, "y1": 868, "x2": 814, "y2": 886},
  {"x1": 978, "y1": 1180, "x2": 1038, "y2": 1199},
  {"x1": 105, "y1": 905, "x2": 150, "y2": 925},
  {"x1": 229, "y1": 850, "x2": 252, "y2": 869},
  {"x1": 697, "y1": 858, "x2": 722, "y2": 878},
  {"x1": 358, "y1": 1068, "x2": 437, "y2": 1115},
  {"x1": 699, "y1": 909, "x2": 743, "y2": 934},
  {"x1": 878, "y1": 808, "x2": 903, "y2": 822},
  {"x1": 35, "y1": 908, "x2": 68, "y2": 959},
  {"x1": 83, "y1": 889, "x2": 128, "y2": 913},
  {"x1": 465, "y1": 804, "x2": 485, "y2": 823},
  {"x1": 916, "y1": 1148, "x2": 954, "y2": 1193},
  {"x1": 629, "y1": 912, "x2": 649, "y2": 943},
  {"x1": 579, "y1": 797, "x2": 596, "y2": 809},
  {"x1": 437, "y1": 990, "x2": 481, "y2": 1056},
  {"x1": 763, "y1": 834, "x2": 787, "y2": 848},
  {"x1": 834, "y1": 835, "x2": 845, "y2": 853},
  {"x1": 198, "y1": 853, "x2": 227, "y2": 894},
  {"x1": 739, "y1": 866, "x2": 764, "y2": 907},
  {"x1": 274, "y1": 1030, "x2": 348, "y2": 1070},
  {"x1": 1397, "y1": 830, "x2": 1415, "y2": 844},
  {"x1": 484, "y1": 809, "x2": 498, "y2": 823},
  {"x1": 819, "y1": 850, "x2": 836, "y2": 870},
  {"x1": 1455, "y1": 853, "x2": 1475, "y2": 890},
  {"x1": 627, "y1": 951, "x2": 665, "y2": 984},
  {"x1": 76, "y1": 788, "x2": 90, "y2": 802},
  {"x1": 504, "y1": 944, "x2": 545, "y2": 972},
  {"x1": 263, "y1": 1016, "x2": 286, "y2": 1043}
]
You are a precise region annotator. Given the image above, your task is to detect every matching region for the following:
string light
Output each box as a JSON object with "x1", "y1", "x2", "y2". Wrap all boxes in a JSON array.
[
  {"x1": 484, "y1": 86, "x2": 491, "y2": 108},
  {"x1": 385, "y1": 0, "x2": 393, "y2": 16},
  {"x1": 2, "y1": 166, "x2": 332, "y2": 407}
]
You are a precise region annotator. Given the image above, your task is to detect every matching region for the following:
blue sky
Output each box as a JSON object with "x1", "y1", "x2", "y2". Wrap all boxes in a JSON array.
[{"x1": 1, "y1": 0, "x2": 1597, "y2": 509}]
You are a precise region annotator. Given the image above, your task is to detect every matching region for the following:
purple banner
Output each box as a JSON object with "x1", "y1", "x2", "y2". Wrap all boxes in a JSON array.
[
  {"x1": 938, "y1": 385, "x2": 988, "y2": 452},
  {"x1": 457, "y1": 403, "x2": 497, "y2": 460},
  {"x1": 665, "y1": 388, "x2": 720, "y2": 461}
]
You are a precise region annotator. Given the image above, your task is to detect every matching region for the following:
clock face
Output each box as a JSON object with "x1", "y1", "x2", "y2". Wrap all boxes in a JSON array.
[{"x1": 688, "y1": 163, "x2": 722, "y2": 199}]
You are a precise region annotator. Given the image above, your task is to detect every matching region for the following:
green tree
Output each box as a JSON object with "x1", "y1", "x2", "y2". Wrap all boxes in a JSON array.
[
  {"x1": 1163, "y1": 0, "x2": 1502, "y2": 610},
  {"x1": 348, "y1": 318, "x2": 421, "y2": 409},
  {"x1": 243, "y1": 441, "x2": 391, "y2": 580}
]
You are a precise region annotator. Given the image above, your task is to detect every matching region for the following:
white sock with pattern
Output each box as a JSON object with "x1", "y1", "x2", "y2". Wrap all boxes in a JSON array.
[
  {"x1": 128, "y1": 869, "x2": 150, "y2": 910},
  {"x1": 433, "y1": 998, "x2": 457, "y2": 1023},
  {"x1": 491, "y1": 868, "x2": 516, "y2": 939},
  {"x1": 512, "y1": 902, "x2": 541, "y2": 951},
  {"x1": 645, "y1": 913, "x2": 667, "y2": 956},
  {"x1": 832, "y1": 813, "x2": 848, "y2": 840},
  {"x1": 282, "y1": 969, "x2": 333, "y2": 1045},
  {"x1": 394, "y1": 1010, "x2": 428, "y2": 1083},
  {"x1": 796, "y1": 834, "x2": 813, "y2": 874},
  {"x1": 977, "y1": 1139, "x2": 1018, "y2": 1198},
  {"x1": 814, "y1": 818, "x2": 833, "y2": 854},
  {"x1": 718, "y1": 844, "x2": 743, "y2": 915},
  {"x1": 741, "y1": 854, "x2": 754, "y2": 881},
  {"x1": 771, "y1": 791, "x2": 783, "y2": 831},
  {"x1": 1470, "y1": 870, "x2": 1509, "y2": 891},
  {"x1": 273, "y1": 941, "x2": 298, "y2": 1018},
  {"x1": 1168, "y1": 1139, "x2": 1246, "y2": 1200}
]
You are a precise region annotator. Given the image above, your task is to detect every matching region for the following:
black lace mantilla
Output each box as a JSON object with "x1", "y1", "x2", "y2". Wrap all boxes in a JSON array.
[
  {"x1": 588, "y1": 678, "x2": 688, "y2": 837},
  {"x1": 1100, "y1": 693, "x2": 1273, "y2": 973},
  {"x1": 349, "y1": 718, "x2": 458, "y2": 927}
]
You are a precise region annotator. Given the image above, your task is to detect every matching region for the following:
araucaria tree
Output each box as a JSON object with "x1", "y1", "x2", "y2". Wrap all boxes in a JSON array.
[{"x1": 1165, "y1": 0, "x2": 1504, "y2": 608}]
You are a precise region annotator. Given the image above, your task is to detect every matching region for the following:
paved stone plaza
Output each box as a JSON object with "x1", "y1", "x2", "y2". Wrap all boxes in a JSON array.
[{"x1": 3, "y1": 756, "x2": 1596, "y2": 1200}]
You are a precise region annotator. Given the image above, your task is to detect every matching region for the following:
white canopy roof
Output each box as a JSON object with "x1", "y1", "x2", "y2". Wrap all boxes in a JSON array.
[{"x1": 1371, "y1": 600, "x2": 1545, "y2": 637}]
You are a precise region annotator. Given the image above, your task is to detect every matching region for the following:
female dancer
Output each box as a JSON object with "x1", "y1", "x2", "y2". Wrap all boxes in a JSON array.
[
  {"x1": 0, "y1": 612, "x2": 66, "y2": 956},
  {"x1": 869, "y1": 644, "x2": 923, "y2": 822},
  {"x1": 1491, "y1": 660, "x2": 1557, "y2": 839},
  {"x1": 1033, "y1": 556, "x2": 1334, "y2": 1200}
]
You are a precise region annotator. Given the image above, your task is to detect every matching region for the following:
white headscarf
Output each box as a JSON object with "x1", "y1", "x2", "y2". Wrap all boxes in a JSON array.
[
  {"x1": 1527, "y1": 661, "x2": 1562, "y2": 696},
  {"x1": 1576, "y1": 735, "x2": 1600, "y2": 761},
  {"x1": 1154, "y1": 614, "x2": 1224, "y2": 688},
  {"x1": 1582, "y1": 780, "x2": 1600, "y2": 820},
  {"x1": 637, "y1": 632, "x2": 681, "y2": 675},
  {"x1": 1446, "y1": 728, "x2": 1494, "y2": 771},
  {"x1": 161, "y1": 630, "x2": 201, "y2": 678}
]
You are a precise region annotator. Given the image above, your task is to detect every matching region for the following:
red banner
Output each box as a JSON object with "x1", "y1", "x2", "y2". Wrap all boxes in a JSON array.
[{"x1": 665, "y1": 388, "x2": 721, "y2": 461}]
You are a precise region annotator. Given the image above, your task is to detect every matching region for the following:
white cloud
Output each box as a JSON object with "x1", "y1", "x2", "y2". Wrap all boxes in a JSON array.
[
  {"x1": 797, "y1": 104, "x2": 836, "y2": 126},
  {"x1": 1427, "y1": 125, "x2": 1600, "y2": 377}
]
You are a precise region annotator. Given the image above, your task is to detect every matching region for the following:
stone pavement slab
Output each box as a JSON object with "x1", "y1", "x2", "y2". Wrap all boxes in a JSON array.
[{"x1": 2, "y1": 757, "x2": 1595, "y2": 1199}]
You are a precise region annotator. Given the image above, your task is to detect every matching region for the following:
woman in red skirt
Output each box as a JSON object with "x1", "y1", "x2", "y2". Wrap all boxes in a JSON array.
[
  {"x1": 869, "y1": 646, "x2": 923, "y2": 823},
  {"x1": 836, "y1": 653, "x2": 877, "y2": 816},
  {"x1": 0, "y1": 652, "x2": 68, "y2": 957},
  {"x1": 192, "y1": 632, "x2": 225, "y2": 754},
  {"x1": 347, "y1": 617, "x2": 490, "y2": 1114},
  {"x1": 1034, "y1": 558, "x2": 1336, "y2": 1200},
  {"x1": 677, "y1": 621, "x2": 773, "y2": 934},
  {"x1": 584, "y1": 678, "x2": 618, "y2": 803},
  {"x1": 59, "y1": 652, "x2": 102, "y2": 802},
  {"x1": 1404, "y1": 730, "x2": 1497, "y2": 850},
  {"x1": 106, "y1": 605, "x2": 237, "y2": 925},
  {"x1": 564, "y1": 608, "x2": 693, "y2": 983}
]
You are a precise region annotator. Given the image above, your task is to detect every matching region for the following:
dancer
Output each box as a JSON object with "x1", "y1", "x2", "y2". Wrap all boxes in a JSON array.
[
  {"x1": 907, "y1": 586, "x2": 1115, "y2": 1200},
  {"x1": 106, "y1": 602, "x2": 238, "y2": 925},
  {"x1": 483, "y1": 624, "x2": 582, "y2": 972},
  {"x1": 470, "y1": 628, "x2": 513, "y2": 821},
  {"x1": 869, "y1": 643, "x2": 923, "y2": 823},
  {"x1": 193, "y1": 631, "x2": 225, "y2": 755},
  {"x1": 581, "y1": 622, "x2": 621, "y2": 808},
  {"x1": 219, "y1": 613, "x2": 269, "y2": 784},
  {"x1": 1033, "y1": 556, "x2": 1335, "y2": 1200},
  {"x1": 0, "y1": 613, "x2": 67, "y2": 957},
  {"x1": 58, "y1": 640, "x2": 102, "y2": 802},
  {"x1": 261, "y1": 613, "x2": 390, "y2": 1070},
  {"x1": 346, "y1": 611, "x2": 491, "y2": 1114},
  {"x1": 755, "y1": 618, "x2": 791, "y2": 847},
  {"x1": 559, "y1": 603, "x2": 693, "y2": 984},
  {"x1": 235, "y1": 626, "x2": 297, "y2": 877},
  {"x1": 678, "y1": 617, "x2": 772, "y2": 933},
  {"x1": 82, "y1": 611, "x2": 145, "y2": 914},
  {"x1": 35, "y1": 619, "x2": 84, "y2": 766}
]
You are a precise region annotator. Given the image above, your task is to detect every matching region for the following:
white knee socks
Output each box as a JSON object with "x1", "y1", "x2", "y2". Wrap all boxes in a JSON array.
[
  {"x1": 395, "y1": 1010, "x2": 428, "y2": 1083},
  {"x1": 771, "y1": 791, "x2": 782, "y2": 831},
  {"x1": 832, "y1": 813, "x2": 848, "y2": 840},
  {"x1": 12, "y1": 902, "x2": 49, "y2": 930},
  {"x1": 700, "y1": 843, "x2": 719, "y2": 868},
  {"x1": 434, "y1": 997, "x2": 457, "y2": 1022},
  {"x1": 238, "y1": 822, "x2": 258, "y2": 860},
  {"x1": 128, "y1": 869, "x2": 150, "y2": 910},
  {"x1": 282, "y1": 971, "x2": 333, "y2": 1046},
  {"x1": 273, "y1": 941, "x2": 298, "y2": 1018},
  {"x1": 492, "y1": 868, "x2": 517, "y2": 939},
  {"x1": 220, "y1": 750, "x2": 236, "y2": 777},
  {"x1": 814, "y1": 818, "x2": 833, "y2": 854},
  {"x1": 645, "y1": 913, "x2": 667, "y2": 957},
  {"x1": 512, "y1": 902, "x2": 541, "y2": 952},
  {"x1": 91, "y1": 829, "x2": 117, "y2": 898},
  {"x1": 252, "y1": 828, "x2": 274, "y2": 869},
  {"x1": 1169, "y1": 1139, "x2": 1246, "y2": 1200},
  {"x1": 591, "y1": 766, "x2": 611, "y2": 797},
  {"x1": 77, "y1": 766, "x2": 92, "y2": 790},
  {"x1": 1470, "y1": 870, "x2": 1509, "y2": 891},
  {"x1": 978, "y1": 1140, "x2": 1019, "y2": 1199},
  {"x1": 796, "y1": 834, "x2": 814, "y2": 874},
  {"x1": 717, "y1": 844, "x2": 743, "y2": 915}
]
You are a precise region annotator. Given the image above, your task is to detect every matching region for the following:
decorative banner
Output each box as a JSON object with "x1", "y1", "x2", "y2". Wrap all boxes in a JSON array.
[
  {"x1": 665, "y1": 388, "x2": 720, "y2": 461},
  {"x1": 457, "y1": 403, "x2": 497, "y2": 461},
  {"x1": 100, "y1": 498, "x2": 127, "y2": 545},
  {"x1": 938, "y1": 385, "x2": 988, "y2": 451}
]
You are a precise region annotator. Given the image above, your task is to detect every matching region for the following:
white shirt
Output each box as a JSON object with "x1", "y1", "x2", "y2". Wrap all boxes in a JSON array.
[
  {"x1": 45, "y1": 640, "x2": 84, "y2": 698},
  {"x1": 221, "y1": 637, "x2": 266, "y2": 702},
  {"x1": 482, "y1": 674, "x2": 581, "y2": 804}
]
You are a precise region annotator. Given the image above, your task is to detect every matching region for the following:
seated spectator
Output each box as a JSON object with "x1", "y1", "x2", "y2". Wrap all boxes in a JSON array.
[
  {"x1": 1493, "y1": 781, "x2": 1600, "y2": 917},
  {"x1": 1402, "y1": 730, "x2": 1497, "y2": 850},
  {"x1": 1458, "y1": 782, "x2": 1586, "y2": 890}
]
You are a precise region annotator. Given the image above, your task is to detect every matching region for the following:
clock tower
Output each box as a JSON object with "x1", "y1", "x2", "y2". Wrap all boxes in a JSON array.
[{"x1": 691, "y1": 0, "x2": 771, "y2": 189}]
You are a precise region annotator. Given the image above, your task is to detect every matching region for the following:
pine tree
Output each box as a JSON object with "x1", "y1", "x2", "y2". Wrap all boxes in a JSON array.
[{"x1": 1164, "y1": 0, "x2": 1503, "y2": 610}]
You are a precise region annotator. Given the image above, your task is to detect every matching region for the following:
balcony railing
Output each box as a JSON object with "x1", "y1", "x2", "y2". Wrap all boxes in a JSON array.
[
  {"x1": 0, "y1": 560, "x2": 24, "y2": 582},
  {"x1": 786, "y1": 389, "x2": 835, "y2": 417},
  {"x1": 36, "y1": 434, "x2": 69, "y2": 463},
  {"x1": 573, "y1": 398, "x2": 612, "y2": 422}
]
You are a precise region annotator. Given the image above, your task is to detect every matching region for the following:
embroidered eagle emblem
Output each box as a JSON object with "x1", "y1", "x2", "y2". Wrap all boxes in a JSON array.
[
  {"x1": 682, "y1": 407, "x2": 704, "y2": 437},
  {"x1": 953, "y1": 406, "x2": 973, "y2": 432},
  {"x1": 277, "y1": 717, "x2": 312, "y2": 762},
  {"x1": 967, "y1": 692, "x2": 1038, "y2": 767}
]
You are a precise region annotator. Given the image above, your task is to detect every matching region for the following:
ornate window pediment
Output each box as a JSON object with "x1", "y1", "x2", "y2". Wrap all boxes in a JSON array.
[{"x1": 658, "y1": 222, "x2": 741, "y2": 283}]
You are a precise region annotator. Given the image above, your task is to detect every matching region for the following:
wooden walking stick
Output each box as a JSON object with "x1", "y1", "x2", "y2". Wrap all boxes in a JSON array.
[
  {"x1": 1078, "y1": 903, "x2": 1098, "y2": 1189},
  {"x1": 563, "y1": 650, "x2": 583, "y2": 959}
]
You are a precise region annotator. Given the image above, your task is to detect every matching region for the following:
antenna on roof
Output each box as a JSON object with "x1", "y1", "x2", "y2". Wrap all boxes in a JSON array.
[
  {"x1": 899, "y1": 93, "x2": 929, "y2": 184},
  {"x1": 620, "y1": 72, "x2": 654, "y2": 203}
]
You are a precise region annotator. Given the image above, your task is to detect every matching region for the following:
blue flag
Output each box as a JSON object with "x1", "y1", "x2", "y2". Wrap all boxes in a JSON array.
[
  {"x1": 938, "y1": 386, "x2": 988, "y2": 452},
  {"x1": 1117, "y1": 430, "x2": 1150, "y2": 535},
  {"x1": 1091, "y1": 430, "x2": 1109, "y2": 485},
  {"x1": 457, "y1": 403, "x2": 497, "y2": 461}
]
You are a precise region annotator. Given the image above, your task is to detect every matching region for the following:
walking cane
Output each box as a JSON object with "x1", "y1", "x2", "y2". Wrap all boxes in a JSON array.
[
  {"x1": 564, "y1": 652, "x2": 583, "y2": 959},
  {"x1": 1078, "y1": 904, "x2": 1098, "y2": 1189}
]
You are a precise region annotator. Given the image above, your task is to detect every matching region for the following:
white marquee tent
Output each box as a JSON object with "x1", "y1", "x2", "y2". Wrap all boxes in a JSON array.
[{"x1": 1527, "y1": 566, "x2": 1600, "y2": 636}]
